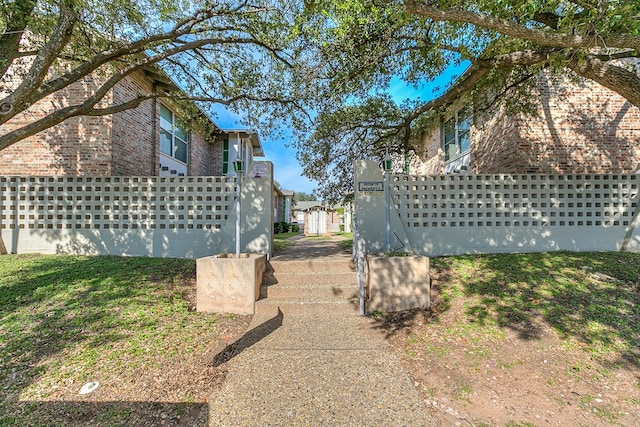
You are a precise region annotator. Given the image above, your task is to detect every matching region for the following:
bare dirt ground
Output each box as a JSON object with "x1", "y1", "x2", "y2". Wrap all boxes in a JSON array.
[{"x1": 375, "y1": 263, "x2": 640, "y2": 427}]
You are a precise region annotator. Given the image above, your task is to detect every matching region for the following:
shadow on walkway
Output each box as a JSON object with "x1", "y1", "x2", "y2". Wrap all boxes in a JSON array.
[
  {"x1": 271, "y1": 237, "x2": 351, "y2": 261},
  {"x1": 212, "y1": 308, "x2": 283, "y2": 367}
]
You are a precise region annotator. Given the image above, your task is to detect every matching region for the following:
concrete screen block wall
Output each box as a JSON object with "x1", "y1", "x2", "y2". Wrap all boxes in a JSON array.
[
  {"x1": 0, "y1": 175, "x2": 236, "y2": 258},
  {"x1": 354, "y1": 160, "x2": 640, "y2": 257},
  {"x1": 0, "y1": 163, "x2": 274, "y2": 258},
  {"x1": 218, "y1": 161, "x2": 275, "y2": 257}
]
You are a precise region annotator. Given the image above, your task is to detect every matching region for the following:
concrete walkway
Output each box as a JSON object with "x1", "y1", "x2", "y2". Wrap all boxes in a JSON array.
[{"x1": 207, "y1": 237, "x2": 434, "y2": 426}]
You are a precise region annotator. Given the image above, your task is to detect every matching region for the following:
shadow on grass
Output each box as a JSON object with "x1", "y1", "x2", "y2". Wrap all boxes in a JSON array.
[
  {"x1": 472, "y1": 252, "x2": 640, "y2": 366},
  {"x1": 1, "y1": 401, "x2": 208, "y2": 426},
  {"x1": 371, "y1": 252, "x2": 640, "y2": 368},
  {"x1": 0, "y1": 255, "x2": 201, "y2": 424}
]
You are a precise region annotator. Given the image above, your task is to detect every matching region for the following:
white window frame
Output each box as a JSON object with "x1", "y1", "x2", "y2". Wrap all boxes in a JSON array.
[
  {"x1": 159, "y1": 104, "x2": 189, "y2": 164},
  {"x1": 442, "y1": 109, "x2": 471, "y2": 162}
]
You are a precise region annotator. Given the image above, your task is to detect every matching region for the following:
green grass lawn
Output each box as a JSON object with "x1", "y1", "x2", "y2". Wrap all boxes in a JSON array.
[
  {"x1": 0, "y1": 254, "x2": 249, "y2": 425},
  {"x1": 377, "y1": 251, "x2": 640, "y2": 425},
  {"x1": 273, "y1": 232, "x2": 299, "y2": 251},
  {"x1": 333, "y1": 232, "x2": 353, "y2": 238},
  {"x1": 274, "y1": 231, "x2": 301, "y2": 240},
  {"x1": 431, "y1": 251, "x2": 640, "y2": 360},
  {"x1": 338, "y1": 237, "x2": 353, "y2": 251},
  {"x1": 302, "y1": 235, "x2": 331, "y2": 241},
  {"x1": 2, "y1": 251, "x2": 638, "y2": 425}
]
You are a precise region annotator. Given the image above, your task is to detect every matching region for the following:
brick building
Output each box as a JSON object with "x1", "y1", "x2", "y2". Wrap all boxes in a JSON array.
[
  {"x1": 0, "y1": 68, "x2": 263, "y2": 177},
  {"x1": 412, "y1": 70, "x2": 640, "y2": 175}
]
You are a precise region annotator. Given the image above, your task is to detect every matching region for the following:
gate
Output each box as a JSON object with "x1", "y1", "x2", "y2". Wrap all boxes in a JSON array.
[{"x1": 308, "y1": 209, "x2": 327, "y2": 235}]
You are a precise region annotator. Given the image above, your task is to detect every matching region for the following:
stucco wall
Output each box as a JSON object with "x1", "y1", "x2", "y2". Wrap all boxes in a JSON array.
[
  {"x1": 0, "y1": 166, "x2": 275, "y2": 258},
  {"x1": 354, "y1": 160, "x2": 640, "y2": 257}
]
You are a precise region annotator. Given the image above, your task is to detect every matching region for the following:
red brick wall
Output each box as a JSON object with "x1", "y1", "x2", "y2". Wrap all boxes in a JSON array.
[
  {"x1": 189, "y1": 131, "x2": 213, "y2": 175},
  {"x1": 411, "y1": 126, "x2": 444, "y2": 174},
  {"x1": 1, "y1": 71, "x2": 222, "y2": 177},
  {"x1": 417, "y1": 71, "x2": 640, "y2": 174},
  {"x1": 0, "y1": 75, "x2": 114, "y2": 175},
  {"x1": 472, "y1": 106, "x2": 527, "y2": 173},
  {"x1": 209, "y1": 135, "x2": 224, "y2": 176},
  {"x1": 111, "y1": 72, "x2": 156, "y2": 175}
]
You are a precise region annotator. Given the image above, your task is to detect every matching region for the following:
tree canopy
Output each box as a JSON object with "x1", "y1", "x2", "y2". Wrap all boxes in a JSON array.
[
  {"x1": 2, "y1": 1, "x2": 640, "y2": 203},
  {"x1": 0, "y1": 0, "x2": 306, "y2": 150},
  {"x1": 294, "y1": 191, "x2": 317, "y2": 201},
  {"x1": 293, "y1": 0, "x2": 640, "y2": 202}
]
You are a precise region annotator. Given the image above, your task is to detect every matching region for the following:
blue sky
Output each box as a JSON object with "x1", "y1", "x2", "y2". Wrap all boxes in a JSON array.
[
  {"x1": 212, "y1": 62, "x2": 470, "y2": 196},
  {"x1": 207, "y1": 107, "x2": 317, "y2": 192}
]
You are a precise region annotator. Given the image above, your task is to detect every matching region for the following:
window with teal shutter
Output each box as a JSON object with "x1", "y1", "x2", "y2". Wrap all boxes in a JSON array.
[{"x1": 222, "y1": 138, "x2": 229, "y2": 174}]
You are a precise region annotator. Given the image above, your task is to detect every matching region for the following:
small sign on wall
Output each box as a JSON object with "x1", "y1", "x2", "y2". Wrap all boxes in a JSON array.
[
  {"x1": 250, "y1": 163, "x2": 269, "y2": 178},
  {"x1": 358, "y1": 181, "x2": 384, "y2": 192}
]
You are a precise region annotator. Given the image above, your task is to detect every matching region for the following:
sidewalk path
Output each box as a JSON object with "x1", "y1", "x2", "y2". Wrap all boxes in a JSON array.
[{"x1": 207, "y1": 237, "x2": 435, "y2": 426}]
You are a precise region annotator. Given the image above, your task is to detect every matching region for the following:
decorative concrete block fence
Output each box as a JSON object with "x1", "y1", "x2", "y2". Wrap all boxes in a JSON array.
[
  {"x1": 196, "y1": 253, "x2": 267, "y2": 315},
  {"x1": 354, "y1": 160, "x2": 640, "y2": 256},
  {"x1": 365, "y1": 254, "x2": 430, "y2": 312},
  {"x1": 0, "y1": 161, "x2": 274, "y2": 258}
]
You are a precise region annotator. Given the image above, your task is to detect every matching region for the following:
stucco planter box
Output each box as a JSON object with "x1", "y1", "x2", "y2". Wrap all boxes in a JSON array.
[
  {"x1": 365, "y1": 254, "x2": 430, "y2": 313},
  {"x1": 196, "y1": 253, "x2": 267, "y2": 315}
]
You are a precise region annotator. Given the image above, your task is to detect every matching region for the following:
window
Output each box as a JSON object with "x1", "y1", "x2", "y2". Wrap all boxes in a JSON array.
[
  {"x1": 159, "y1": 104, "x2": 189, "y2": 163},
  {"x1": 222, "y1": 138, "x2": 230, "y2": 174},
  {"x1": 443, "y1": 109, "x2": 471, "y2": 161}
]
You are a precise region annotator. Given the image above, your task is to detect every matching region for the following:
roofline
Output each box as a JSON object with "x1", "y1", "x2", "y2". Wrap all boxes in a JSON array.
[
  {"x1": 142, "y1": 65, "x2": 224, "y2": 132},
  {"x1": 221, "y1": 129, "x2": 264, "y2": 157},
  {"x1": 141, "y1": 65, "x2": 265, "y2": 156}
]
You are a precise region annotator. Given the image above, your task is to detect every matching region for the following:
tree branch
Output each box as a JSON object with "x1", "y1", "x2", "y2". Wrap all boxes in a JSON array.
[
  {"x1": 566, "y1": 54, "x2": 640, "y2": 108},
  {"x1": 1, "y1": 2, "x2": 78, "y2": 116},
  {"x1": 0, "y1": 86, "x2": 304, "y2": 151},
  {"x1": 1, "y1": 30, "x2": 291, "y2": 125},
  {"x1": 0, "y1": 0, "x2": 36, "y2": 76},
  {"x1": 403, "y1": 49, "x2": 554, "y2": 125},
  {"x1": 1, "y1": 2, "x2": 288, "y2": 123},
  {"x1": 404, "y1": 1, "x2": 640, "y2": 52},
  {"x1": 531, "y1": 12, "x2": 560, "y2": 29}
]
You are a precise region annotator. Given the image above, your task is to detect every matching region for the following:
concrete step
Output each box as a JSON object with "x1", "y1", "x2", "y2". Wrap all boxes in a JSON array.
[
  {"x1": 255, "y1": 298, "x2": 359, "y2": 316},
  {"x1": 268, "y1": 259, "x2": 355, "y2": 275},
  {"x1": 265, "y1": 271, "x2": 357, "y2": 286},
  {"x1": 264, "y1": 283, "x2": 358, "y2": 300},
  {"x1": 259, "y1": 257, "x2": 361, "y2": 315}
]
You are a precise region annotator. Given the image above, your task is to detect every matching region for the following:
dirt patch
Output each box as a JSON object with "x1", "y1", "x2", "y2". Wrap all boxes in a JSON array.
[{"x1": 375, "y1": 257, "x2": 640, "y2": 427}]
